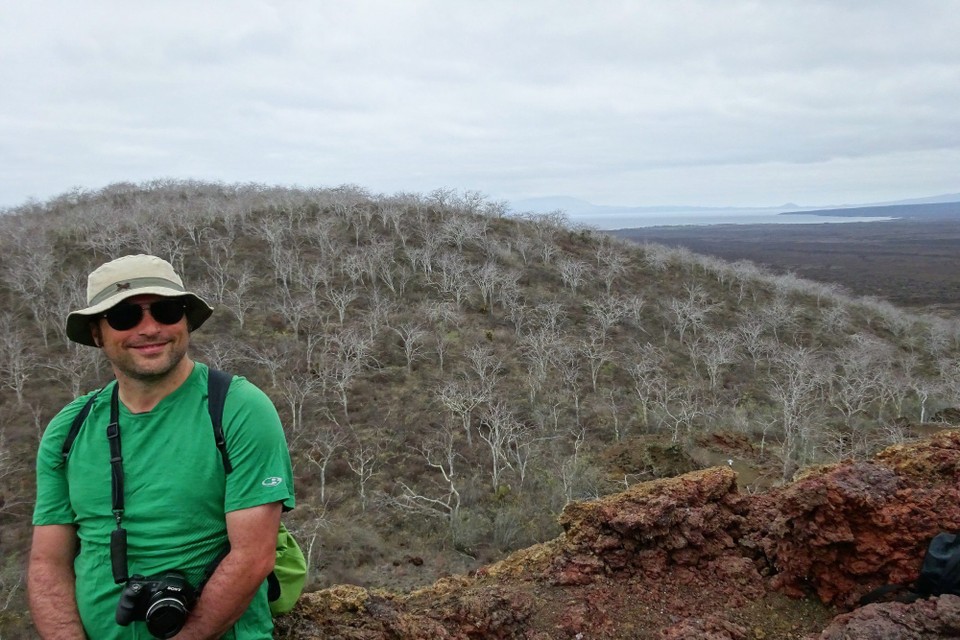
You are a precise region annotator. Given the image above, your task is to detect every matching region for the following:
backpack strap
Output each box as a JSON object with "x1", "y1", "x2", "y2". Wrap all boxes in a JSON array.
[
  {"x1": 206, "y1": 368, "x2": 286, "y2": 604},
  {"x1": 207, "y1": 368, "x2": 234, "y2": 474},
  {"x1": 60, "y1": 386, "x2": 106, "y2": 466}
]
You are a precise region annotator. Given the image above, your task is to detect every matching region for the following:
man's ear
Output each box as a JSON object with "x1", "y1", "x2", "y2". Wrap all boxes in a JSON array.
[{"x1": 90, "y1": 323, "x2": 102, "y2": 348}]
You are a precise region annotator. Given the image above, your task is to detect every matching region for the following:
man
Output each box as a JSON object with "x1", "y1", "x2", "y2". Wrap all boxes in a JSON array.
[{"x1": 29, "y1": 254, "x2": 295, "y2": 639}]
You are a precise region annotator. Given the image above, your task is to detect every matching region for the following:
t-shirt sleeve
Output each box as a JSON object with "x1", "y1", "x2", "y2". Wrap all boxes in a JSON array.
[
  {"x1": 32, "y1": 395, "x2": 94, "y2": 526},
  {"x1": 222, "y1": 377, "x2": 295, "y2": 513}
]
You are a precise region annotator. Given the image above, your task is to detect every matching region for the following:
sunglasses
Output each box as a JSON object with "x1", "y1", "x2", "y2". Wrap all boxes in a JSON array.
[{"x1": 103, "y1": 299, "x2": 187, "y2": 332}]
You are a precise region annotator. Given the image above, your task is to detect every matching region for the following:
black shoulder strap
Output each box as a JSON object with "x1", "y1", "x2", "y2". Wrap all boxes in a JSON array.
[
  {"x1": 207, "y1": 367, "x2": 282, "y2": 603},
  {"x1": 60, "y1": 386, "x2": 106, "y2": 465},
  {"x1": 208, "y1": 368, "x2": 234, "y2": 474}
]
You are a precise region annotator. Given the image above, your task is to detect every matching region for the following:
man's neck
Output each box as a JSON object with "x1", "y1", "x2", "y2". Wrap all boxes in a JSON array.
[{"x1": 115, "y1": 358, "x2": 196, "y2": 414}]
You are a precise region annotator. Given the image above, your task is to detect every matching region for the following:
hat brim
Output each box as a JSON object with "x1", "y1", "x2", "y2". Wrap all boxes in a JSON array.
[{"x1": 66, "y1": 287, "x2": 214, "y2": 346}]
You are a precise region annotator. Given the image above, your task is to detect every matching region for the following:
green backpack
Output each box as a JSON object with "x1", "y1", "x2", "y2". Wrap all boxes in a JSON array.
[{"x1": 62, "y1": 368, "x2": 307, "y2": 616}]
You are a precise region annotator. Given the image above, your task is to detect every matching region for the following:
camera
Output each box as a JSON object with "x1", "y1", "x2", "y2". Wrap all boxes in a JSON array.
[{"x1": 115, "y1": 571, "x2": 198, "y2": 639}]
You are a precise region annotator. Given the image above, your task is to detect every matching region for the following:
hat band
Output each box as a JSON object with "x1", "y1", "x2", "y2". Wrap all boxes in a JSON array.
[{"x1": 88, "y1": 277, "x2": 186, "y2": 307}]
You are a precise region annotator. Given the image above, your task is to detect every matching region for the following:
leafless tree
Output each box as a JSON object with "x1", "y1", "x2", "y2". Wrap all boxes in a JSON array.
[
  {"x1": 392, "y1": 322, "x2": 427, "y2": 373},
  {"x1": 760, "y1": 295, "x2": 799, "y2": 342},
  {"x1": 325, "y1": 286, "x2": 358, "y2": 324},
  {"x1": 557, "y1": 257, "x2": 587, "y2": 294},
  {"x1": 627, "y1": 343, "x2": 667, "y2": 427},
  {"x1": 0, "y1": 428, "x2": 29, "y2": 517},
  {"x1": 665, "y1": 284, "x2": 717, "y2": 344},
  {"x1": 768, "y1": 345, "x2": 827, "y2": 481},
  {"x1": 199, "y1": 238, "x2": 235, "y2": 303},
  {"x1": 328, "y1": 328, "x2": 374, "y2": 417},
  {"x1": 392, "y1": 423, "x2": 463, "y2": 536},
  {"x1": 473, "y1": 261, "x2": 504, "y2": 315},
  {"x1": 304, "y1": 415, "x2": 347, "y2": 504},
  {"x1": 347, "y1": 438, "x2": 383, "y2": 511},
  {"x1": 580, "y1": 331, "x2": 614, "y2": 392},
  {"x1": 555, "y1": 345, "x2": 585, "y2": 426},
  {"x1": 828, "y1": 334, "x2": 891, "y2": 426},
  {"x1": 596, "y1": 245, "x2": 628, "y2": 295},
  {"x1": 364, "y1": 290, "x2": 397, "y2": 340},
  {"x1": 478, "y1": 402, "x2": 520, "y2": 490},
  {"x1": 379, "y1": 261, "x2": 413, "y2": 298},
  {"x1": 436, "y1": 379, "x2": 487, "y2": 446},
  {"x1": 693, "y1": 330, "x2": 741, "y2": 390},
  {"x1": 518, "y1": 327, "x2": 561, "y2": 403},
  {"x1": 585, "y1": 295, "x2": 629, "y2": 340},
  {"x1": 222, "y1": 263, "x2": 257, "y2": 330},
  {"x1": 276, "y1": 367, "x2": 323, "y2": 434},
  {"x1": 650, "y1": 379, "x2": 705, "y2": 443},
  {"x1": 601, "y1": 388, "x2": 629, "y2": 442},
  {"x1": 432, "y1": 252, "x2": 472, "y2": 306},
  {"x1": 276, "y1": 289, "x2": 315, "y2": 336},
  {"x1": 507, "y1": 421, "x2": 540, "y2": 490},
  {"x1": 44, "y1": 346, "x2": 105, "y2": 397},
  {"x1": 434, "y1": 334, "x2": 449, "y2": 374},
  {"x1": 258, "y1": 219, "x2": 300, "y2": 293},
  {"x1": 2, "y1": 241, "x2": 57, "y2": 346},
  {"x1": 301, "y1": 214, "x2": 341, "y2": 255},
  {"x1": 45, "y1": 271, "x2": 88, "y2": 346},
  {"x1": 909, "y1": 375, "x2": 942, "y2": 424},
  {"x1": 340, "y1": 249, "x2": 368, "y2": 286},
  {"x1": 0, "y1": 321, "x2": 38, "y2": 403},
  {"x1": 466, "y1": 344, "x2": 502, "y2": 398},
  {"x1": 243, "y1": 338, "x2": 298, "y2": 389},
  {"x1": 736, "y1": 311, "x2": 769, "y2": 371},
  {"x1": 299, "y1": 258, "x2": 336, "y2": 308},
  {"x1": 423, "y1": 300, "x2": 460, "y2": 330},
  {"x1": 642, "y1": 243, "x2": 672, "y2": 272},
  {"x1": 512, "y1": 235, "x2": 534, "y2": 265}
]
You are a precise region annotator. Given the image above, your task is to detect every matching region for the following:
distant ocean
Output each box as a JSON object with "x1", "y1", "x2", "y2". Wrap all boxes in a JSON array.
[{"x1": 567, "y1": 212, "x2": 895, "y2": 231}]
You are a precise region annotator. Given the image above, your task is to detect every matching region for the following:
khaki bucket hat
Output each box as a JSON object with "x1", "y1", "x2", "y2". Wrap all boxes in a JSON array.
[{"x1": 66, "y1": 254, "x2": 214, "y2": 346}]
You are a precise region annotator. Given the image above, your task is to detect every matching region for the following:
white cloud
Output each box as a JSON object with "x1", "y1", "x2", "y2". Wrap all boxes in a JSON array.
[{"x1": 2, "y1": 0, "x2": 959, "y2": 209}]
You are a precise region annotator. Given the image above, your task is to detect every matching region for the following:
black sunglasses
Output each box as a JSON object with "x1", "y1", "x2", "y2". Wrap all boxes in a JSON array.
[{"x1": 103, "y1": 299, "x2": 187, "y2": 332}]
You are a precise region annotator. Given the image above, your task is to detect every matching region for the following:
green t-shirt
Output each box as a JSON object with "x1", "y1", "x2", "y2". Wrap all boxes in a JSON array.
[{"x1": 33, "y1": 363, "x2": 295, "y2": 639}]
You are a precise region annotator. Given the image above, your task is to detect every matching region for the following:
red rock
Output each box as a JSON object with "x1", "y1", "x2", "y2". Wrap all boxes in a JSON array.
[{"x1": 275, "y1": 430, "x2": 960, "y2": 639}]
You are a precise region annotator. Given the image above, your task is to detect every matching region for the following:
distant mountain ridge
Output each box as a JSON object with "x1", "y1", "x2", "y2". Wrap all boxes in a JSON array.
[
  {"x1": 512, "y1": 192, "x2": 960, "y2": 219},
  {"x1": 783, "y1": 200, "x2": 960, "y2": 219}
]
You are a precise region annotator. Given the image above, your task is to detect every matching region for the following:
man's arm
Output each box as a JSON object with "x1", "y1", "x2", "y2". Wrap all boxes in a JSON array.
[
  {"x1": 174, "y1": 501, "x2": 282, "y2": 640},
  {"x1": 28, "y1": 524, "x2": 85, "y2": 640}
]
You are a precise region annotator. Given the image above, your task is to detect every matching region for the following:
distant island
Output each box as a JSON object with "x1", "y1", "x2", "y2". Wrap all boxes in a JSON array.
[{"x1": 783, "y1": 200, "x2": 960, "y2": 219}]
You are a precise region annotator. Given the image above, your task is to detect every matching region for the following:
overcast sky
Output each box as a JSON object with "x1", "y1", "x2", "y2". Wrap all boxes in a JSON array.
[{"x1": 3, "y1": 1, "x2": 959, "y2": 211}]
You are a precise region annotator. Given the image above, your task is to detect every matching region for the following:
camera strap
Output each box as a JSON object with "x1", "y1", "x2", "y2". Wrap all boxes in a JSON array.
[
  {"x1": 105, "y1": 383, "x2": 227, "y2": 588},
  {"x1": 108, "y1": 384, "x2": 130, "y2": 585}
]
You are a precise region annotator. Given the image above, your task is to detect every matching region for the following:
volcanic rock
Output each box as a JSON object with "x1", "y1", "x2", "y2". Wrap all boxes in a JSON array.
[{"x1": 275, "y1": 430, "x2": 960, "y2": 639}]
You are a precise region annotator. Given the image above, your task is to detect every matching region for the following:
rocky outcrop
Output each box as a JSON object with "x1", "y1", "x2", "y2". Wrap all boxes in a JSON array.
[{"x1": 276, "y1": 430, "x2": 960, "y2": 639}]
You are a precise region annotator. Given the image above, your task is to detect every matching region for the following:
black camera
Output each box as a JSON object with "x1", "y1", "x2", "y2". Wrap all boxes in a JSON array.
[{"x1": 115, "y1": 571, "x2": 198, "y2": 639}]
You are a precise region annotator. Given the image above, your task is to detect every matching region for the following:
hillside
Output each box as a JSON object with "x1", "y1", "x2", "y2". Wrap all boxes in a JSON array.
[{"x1": 2, "y1": 181, "x2": 960, "y2": 637}]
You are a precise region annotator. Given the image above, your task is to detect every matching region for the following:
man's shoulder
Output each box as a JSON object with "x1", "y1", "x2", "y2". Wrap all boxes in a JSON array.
[
  {"x1": 201, "y1": 365, "x2": 276, "y2": 415},
  {"x1": 40, "y1": 384, "x2": 114, "y2": 447}
]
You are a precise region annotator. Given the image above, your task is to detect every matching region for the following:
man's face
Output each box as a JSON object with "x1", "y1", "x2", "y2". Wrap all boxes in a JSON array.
[{"x1": 91, "y1": 294, "x2": 191, "y2": 382}]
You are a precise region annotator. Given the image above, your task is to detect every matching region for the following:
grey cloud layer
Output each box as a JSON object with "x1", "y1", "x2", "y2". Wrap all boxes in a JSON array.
[{"x1": 2, "y1": 0, "x2": 958, "y2": 208}]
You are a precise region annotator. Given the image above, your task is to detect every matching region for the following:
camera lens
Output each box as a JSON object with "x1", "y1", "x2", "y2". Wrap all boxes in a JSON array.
[{"x1": 144, "y1": 596, "x2": 189, "y2": 639}]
